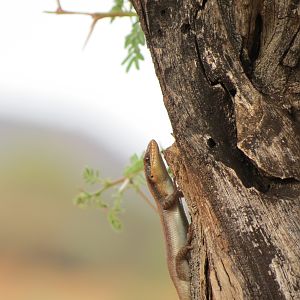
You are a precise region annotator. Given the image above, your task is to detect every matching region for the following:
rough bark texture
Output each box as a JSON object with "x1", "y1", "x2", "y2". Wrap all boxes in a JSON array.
[{"x1": 131, "y1": 0, "x2": 300, "y2": 299}]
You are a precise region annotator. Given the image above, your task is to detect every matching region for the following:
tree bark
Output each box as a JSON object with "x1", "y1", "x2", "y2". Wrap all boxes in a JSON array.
[{"x1": 131, "y1": 0, "x2": 300, "y2": 299}]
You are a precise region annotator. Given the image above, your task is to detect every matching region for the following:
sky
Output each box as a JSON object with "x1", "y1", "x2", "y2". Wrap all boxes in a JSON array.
[{"x1": 0, "y1": 0, "x2": 174, "y2": 158}]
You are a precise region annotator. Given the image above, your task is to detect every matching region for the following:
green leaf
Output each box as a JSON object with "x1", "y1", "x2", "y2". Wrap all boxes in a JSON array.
[
  {"x1": 108, "y1": 209, "x2": 122, "y2": 231},
  {"x1": 110, "y1": 0, "x2": 125, "y2": 22},
  {"x1": 123, "y1": 153, "x2": 144, "y2": 177},
  {"x1": 73, "y1": 191, "x2": 92, "y2": 207},
  {"x1": 94, "y1": 196, "x2": 108, "y2": 209},
  {"x1": 125, "y1": 58, "x2": 135, "y2": 72},
  {"x1": 122, "y1": 19, "x2": 145, "y2": 72},
  {"x1": 83, "y1": 166, "x2": 100, "y2": 184},
  {"x1": 121, "y1": 53, "x2": 132, "y2": 65}
]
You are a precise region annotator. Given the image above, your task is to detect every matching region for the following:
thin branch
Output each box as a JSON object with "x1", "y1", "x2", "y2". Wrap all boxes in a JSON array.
[
  {"x1": 97, "y1": 175, "x2": 157, "y2": 213},
  {"x1": 106, "y1": 177, "x2": 157, "y2": 213},
  {"x1": 86, "y1": 175, "x2": 157, "y2": 212},
  {"x1": 90, "y1": 178, "x2": 125, "y2": 198},
  {"x1": 105, "y1": 177, "x2": 126, "y2": 187},
  {"x1": 44, "y1": 10, "x2": 137, "y2": 19},
  {"x1": 134, "y1": 186, "x2": 158, "y2": 213}
]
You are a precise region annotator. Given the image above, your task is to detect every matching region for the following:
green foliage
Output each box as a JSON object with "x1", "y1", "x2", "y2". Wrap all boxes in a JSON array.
[
  {"x1": 82, "y1": 167, "x2": 100, "y2": 184},
  {"x1": 123, "y1": 153, "x2": 145, "y2": 190},
  {"x1": 122, "y1": 20, "x2": 145, "y2": 72},
  {"x1": 110, "y1": 0, "x2": 145, "y2": 72},
  {"x1": 108, "y1": 191, "x2": 123, "y2": 231},
  {"x1": 110, "y1": 0, "x2": 125, "y2": 20},
  {"x1": 123, "y1": 153, "x2": 144, "y2": 177},
  {"x1": 74, "y1": 153, "x2": 145, "y2": 231}
]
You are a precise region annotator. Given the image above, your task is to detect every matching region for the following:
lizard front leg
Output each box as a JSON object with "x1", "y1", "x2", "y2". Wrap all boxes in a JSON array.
[{"x1": 162, "y1": 188, "x2": 184, "y2": 210}]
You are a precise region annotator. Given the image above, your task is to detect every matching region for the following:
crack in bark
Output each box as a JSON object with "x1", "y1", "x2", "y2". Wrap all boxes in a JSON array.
[
  {"x1": 267, "y1": 176, "x2": 299, "y2": 186},
  {"x1": 204, "y1": 255, "x2": 211, "y2": 299},
  {"x1": 194, "y1": 36, "x2": 214, "y2": 85},
  {"x1": 196, "y1": 0, "x2": 208, "y2": 10},
  {"x1": 248, "y1": 13, "x2": 262, "y2": 70},
  {"x1": 213, "y1": 262, "x2": 222, "y2": 292},
  {"x1": 220, "y1": 259, "x2": 233, "y2": 288},
  {"x1": 281, "y1": 24, "x2": 300, "y2": 67}
]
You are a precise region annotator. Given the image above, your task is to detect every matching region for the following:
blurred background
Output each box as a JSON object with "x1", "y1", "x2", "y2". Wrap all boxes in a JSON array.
[{"x1": 0, "y1": 1, "x2": 176, "y2": 299}]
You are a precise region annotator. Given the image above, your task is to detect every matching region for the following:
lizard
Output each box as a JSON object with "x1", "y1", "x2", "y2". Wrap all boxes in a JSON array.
[{"x1": 144, "y1": 139, "x2": 192, "y2": 300}]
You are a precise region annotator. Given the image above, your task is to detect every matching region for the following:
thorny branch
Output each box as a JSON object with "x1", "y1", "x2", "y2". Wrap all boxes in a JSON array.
[
  {"x1": 45, "y1": 9, "x2": 137, "y2": 19},
  {"x1": 45, "y1": 0, "x2": 137, "y2": 48}
]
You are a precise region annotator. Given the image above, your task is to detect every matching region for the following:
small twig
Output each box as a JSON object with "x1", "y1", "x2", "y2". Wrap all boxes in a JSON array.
[
  {"x1": 107, "y1": 177, "x2": 126, "y2": 186},
  {"x1": 119, "y1": 178, "x2": 130, "y2": 192},
  {"x1": 44, "y1": 10, "x2": 137, "y2": 19},
  {"x1": 135, "y1": 186, "x2": 158, "y2": 213},
  {"x1": 110, "y1": 177, "x2": 158, "y2": 213}
]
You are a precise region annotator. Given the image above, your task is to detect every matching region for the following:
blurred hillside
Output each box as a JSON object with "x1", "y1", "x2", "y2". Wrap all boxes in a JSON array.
[{"x1": 0, "y1": 120, "x2": 177, "y2": 300}]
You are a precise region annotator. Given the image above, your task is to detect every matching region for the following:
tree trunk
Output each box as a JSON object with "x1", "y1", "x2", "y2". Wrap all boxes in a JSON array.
[{"x1": 131, "y1": 0, "x2": 300, "y2": 299}]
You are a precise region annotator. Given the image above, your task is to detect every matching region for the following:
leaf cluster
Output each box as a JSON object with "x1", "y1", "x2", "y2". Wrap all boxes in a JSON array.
[
  {"x1": 122, "y1": 20, "x2": 145, "y2": 72},
  {"x1": 74, "y1": 153, "x2": 147, "y2": 231},
  {"x1": 110, "y1": 0, "x2": 125, "y2": 20},
  {"x1": 110, "y1": 0, "x2": 145, "y2": 72}
]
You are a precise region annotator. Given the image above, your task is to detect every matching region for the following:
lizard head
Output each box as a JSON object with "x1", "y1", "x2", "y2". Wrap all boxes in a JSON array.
[{"x1": 144, "y1": 139, "x2": 169, "y2": 184}]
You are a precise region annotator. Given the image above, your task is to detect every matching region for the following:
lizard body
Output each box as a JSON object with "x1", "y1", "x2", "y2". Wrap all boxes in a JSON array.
[{"x1": 144, "y1": 140, "x2": 191, "y2": 300}]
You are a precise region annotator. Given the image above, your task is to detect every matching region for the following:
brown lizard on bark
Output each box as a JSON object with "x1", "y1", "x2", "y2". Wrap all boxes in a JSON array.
[{"x1": 144, "y1": 139, "x2": 192, "y2": 300}]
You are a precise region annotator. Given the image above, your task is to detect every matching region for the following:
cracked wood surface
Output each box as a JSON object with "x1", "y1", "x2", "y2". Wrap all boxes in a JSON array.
[{"x1": 131, "y1": 0, "x2": 300, "y2": 299}]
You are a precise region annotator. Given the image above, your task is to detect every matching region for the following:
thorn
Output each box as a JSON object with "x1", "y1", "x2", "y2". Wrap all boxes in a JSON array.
[
  {"x1": 82, "y1": 17, "x2": 99, "y2": 50},
  {"x1": 56, "y1": 0, "x2": 62, "y2": 12}
]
